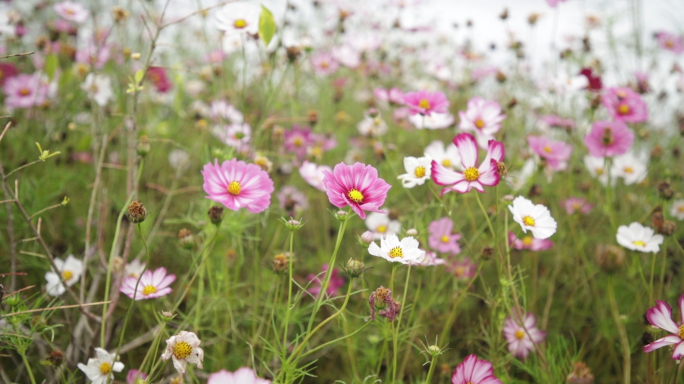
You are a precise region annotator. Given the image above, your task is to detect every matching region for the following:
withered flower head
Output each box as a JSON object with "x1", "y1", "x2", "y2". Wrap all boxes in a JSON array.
[{"x1": 127, "y1": 200, "x2": 147, "y2": 223}]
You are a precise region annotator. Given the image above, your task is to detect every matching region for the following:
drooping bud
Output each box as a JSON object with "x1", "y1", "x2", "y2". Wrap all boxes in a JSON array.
[
  {"x1": 127, "y1": 200, "x2": 147, "y2": 223},
  {"x1": 345, "y1": 258, "x2": 365, "y2": 278},
  {"x1": 178, "y1": 228, "x2": 195, "y2": 249},
  {"x1": 207, "y1": 206, "x2": 224, "y2": 226}
]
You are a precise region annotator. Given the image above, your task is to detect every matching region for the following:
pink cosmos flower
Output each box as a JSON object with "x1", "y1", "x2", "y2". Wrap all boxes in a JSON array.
[
  {"x1": 205, "y1": 50, "x2": 226, "y2": 64},
  {"x1": 643, "y1": 295, "x2": 684, "y2": 360},
  {"x1": 527, "y1": 135, "x2": 573, "y2": 171},
  {"x1": 458, "y1": 97, "x2": 506, "y2": 148},
  {"x1": 602, "y1": 87, "x2": 648, "y2": 123},
  {"x1": 202, "y1": 159, "x2": 275, "y2": 213},
  {"x1": 126, "y1": 370, "x2": 147, "y2": 384},
  {"x1": 54, "y1": 1, "x2": 89, "y2": 24},
  {"x1": 369, "y1": 286, "x2": 400, "y2": 321},
  {"x1": 311, "y1": 52, "x2": 339, "y2": 76},
  {"x1": 299, "y1": 161, "x2": 332, "y2": 192},
  {"x1": 277, "y1": 185, "x2": 309, "y2": 216},
  {"x1": 451, "y1": 355, "x2": 502, "y2": 384},
  {"x1": 503, "y1": 312, "x2": 546, "y2": 360},
  {"x1": 3, "y1": 73, "x2": 48, "y2": 109},
  {"x1": 403, "y1": 90, "x2": 449, "y2": 116},
  {"x1": 208, "y1": 368, "x2": 271, "y2": 384},
  {"x1": 322, "y1": 162, "x2": 391, "y2": 219},
  {"x1": 428, "y1": 217, "x2": 462, "y2": 255},
  {"x1": 308, "y1": 132, "x2": 338, "y2": 157},
  {"x1": 656, "y1": 31, "x2": 684, "y2": 54},
  {"x1": 583, "y1": 121, "x2": 634, "y2": 158},
  {"x1": 284, "y1": 125, "x2": 312, "y2": 160},
  {"x1": 562, "y1": 197, "x2": 593, "y2": 215},
  {"x1": 419, "y1": 251, "x2": 447, "y2": 266},
  {"x1": 579, "y1": 68, "x2": 602, "y2": 91},
  {"x1": 307, "y1": 264, "x2": 344, "y2": 299},
  {"x1": 393, "y1": 107, "x2": 410, "y2": 122},
  {"x1": 508, "y1": 232, "x2": 554, "y2": 251},
  {"x1": 374, "y1": 87, "x2": 404, "y2": 105},
  {"x1": 431, "y1": 133, "x2": 504, "y2": 195},
  {"x1": 545, "y1": 0, "x2": 567, "y2": 7},
  {"x1": 147, "y1": 66, "x2": 172, "y2": 93},
  {"x1": 539, "y1": 115, "x2": 574, "y2": 130},
  {"x1": 448, "y1": 257, "x2": 476, "y2": 281},
  {"x1": 120, "y1": 267, "x2": 176, "y2": 300},
  {"x1": 0, "y1": 63, "x2": 18, "y2": 86},
  {"x1": 75, "y1": 42, "x2": 111, "y2": 69}
]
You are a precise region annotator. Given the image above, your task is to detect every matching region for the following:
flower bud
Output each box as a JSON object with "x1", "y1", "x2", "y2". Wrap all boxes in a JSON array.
[
  {"x1": 160, "y1": 311, "x2": 176, "y2": 322},
  {"x1": 427, "y1": 345, "x2": 444, "y2": 357},
  {"x1": 4, "y1": 294, "x2": 20, "y2": 306},
  {"x1": 111, "y1": 6, "x2": 130, "y2": 23},
  {"x1": 481, "y1": 246, "x2": 493, "y2": 259},
  {"x1": 658, "y1": 181, "x2": 674, "y2": 200},
  {"x1": 286, "y1": 46, "x2": 302, "y2": 62},
  {"x1": 137, "y1": 135, "x2": 151, "y2": 157},
  {"x1": 594, "y1": 244, "x2": 625, "y2": 272},
  {"x1": 345, "y1": 258, "x2": 365, "y2": 278},
  {"x1": 111, "y1": 256, "x2": 124, "y2": 273},
  {"x1": 334, "y1": 210, "x2": 348, "y2": 221},
  {"x1": 178, "y1": 228, "x2": 195, "y2": 249},
  {"x1": 307, "y1": 110, "x2": 318, "y2": 125},
  {"x1": 46, "y1": 350, "x2": 65, "y2": 366},
  {"x1": 127, "y1": 200, "x2": 147, "y2": 223},
  {"x1": 207, "y1": 206, "x2": 224, "y2": 226},
  {"x1": 253, "y1": 154, "x2": 273, "y2": 172},
  {"x1": 360, "y1": 231, "x2": 375, "y2": 244},
  {"x1": 131, "y1": 52, "x2": 141, "y2": 60},
  {"x1": 283, "y1": 218, "x2": 304, "y2": 230}
]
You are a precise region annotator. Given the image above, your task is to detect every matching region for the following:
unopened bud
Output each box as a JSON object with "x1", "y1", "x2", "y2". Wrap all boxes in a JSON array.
[
  {"x1": 367, "y1": 108, "x2": 379, "y2": 118},
  {"x1": 360, "y1": 230, "x2": 375, "y2": 245},
  {"x1": 137, "y1": 135, "x2": 151, "y2": 157},
  {"x1": 427, "y1": 345, "x2": 443, "y2": 357},
  {"x1": 178, "y1": 228, "x2": 195, "y2": 249},
  {"x1": 658, "y1": 181, "x2": 674, "y2": 200},
  {"x1": 481, "y1": 246, "x2": 493, "y2": 259},
  {"x1": 406, "y1": 228, "x2": 418, "y2": 236},
  {"x1": 207, "y1": 206, "x2": 224, "y2": 225},
  {"x1": 286, "y1": 46, "x2": 301, "y2": 62},
  {"x1": 160, "y1": 311, "x2": 176, "y2": 322},
  {"x1": 127, "y1": 200, "x2": 147, "y2": 223},
  {"x1": 131, "y1": 52, "x2": 141, "y2": 60},
  {"x1": 111, "y1": 6, "x2": 130, "y2": 23},
  {"x1": 307, "y1": 110, "x2": 318, "y2": 125},
  {"x1": 111, "y1": 256, "x2": 124, "y2": 273},
  {"x1": 335, "y1": 210, "x2": 348, "y2": 221},
  {"x1": 503, "y1": 194, "x2": 514, "y2": 201},
  {"x1": 346, "y1": 258, "x2": 365, "y2": 278}
]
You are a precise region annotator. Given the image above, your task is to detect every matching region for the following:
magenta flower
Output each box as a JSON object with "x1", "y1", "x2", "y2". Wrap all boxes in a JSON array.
[
  {"x1": 602, "y1": 87, "x2": 648, "y2": 123},
  {"x1": 120, "y1": 267, "x2": 176, "y2": 300},
  {"x1": 428, "y1": 217, "x2": 462, "y2": 255},
  {"x1": 643, "y1": 295, "x2": 684, "y2": 360},
  {"x1": 508, "y1": 232, "x2": 554, "y2": 251},
  {"x1": 307, "y1": 264, "x2": 344, "y2": 299},
  {"x1": 503, "y1": 312, "x2": 546, "y2": 360},
  {"x1": 458, "y1": 96, "x2": 506, "y2": 148},
  {"x1": 202, "y1": 159, "x2": 275, "y2": 213},
  {"x1": 403, "y1": 90, "x2": 449, "y2": 116},
  {"x1": 656, "y1": 31, "x2": 684, "y2": 54},
  {"x1": 147, "y1": 66, "x2": 172, "y2": 93},
  {"x1": 284, "y1": 125, "x2": 312, "y2": 160},
  {"x1": 562, "y1": 197, "x2": 593, "y2": 215},
  {"x1": 54, "y1": 1, "x2": 89, "y2": 23},
  {"x1": 321, "y1": 162, "x2": 391, "y2": 219},
  {"x1": 311, "y1": 52, "x2": 339, "y2": 76},
  {"x1": 208, "y1": 368, "x2": 271, "y2": 384},
  {"x1": 374, "y1": 87, "x2": 404, "y2": 105},
  {"x1": 447, "y1": 257, "x2": 476, "y2": 281},
  {"x1": 3, "y1": 73, "x2": 48, "y2": 109},
  {"x1": 126, "y1": 369, "x2": 147, "y2": 384},
  {"x1": 431, "y1": 133, "x2": 504, "y2": 195},
  {"x1": 527, "y1": 135, "x2": 573, "y2": 171},
  {"x1": 277, "y1": 185, "x2": 309, "y2": 216},
  {"x1": 0, "y1": 63, "x2": 18, "y2": 86},
  {"x1": 451, "y1": 355, "x2": 502, "y2": 384},
  {"x1": 579, "y1": 68, "x2": 602, "y2": 91},
  {"x1": 368, "y1": 286, "x2": 400, "y2": 321},
  {"x1": 583, "y1": 121, "x2": 634, "y2": 158}
]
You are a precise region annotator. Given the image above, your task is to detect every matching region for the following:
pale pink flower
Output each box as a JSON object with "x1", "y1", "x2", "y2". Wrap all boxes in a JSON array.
[
  {"x1": 277, "y1": 185, "x2": 309, "y2": 216},
  {"x1": 458, "y1": 97, "x2": 506, "y2": 148},
  {"x1": 374, "y1": 87, "x2": 404, "y2": 105},
  {"x1": 3, "y1": 73, "x2": 48, "y2": 109},
  {"x1": 656, "y1": 31, "x2": 684, "y2": 54},
  {"x1": 208, "y1": 367, "x2": 271, "y2": 384},
  {"x1": 307, "y1": 264, "x2": 344, "y2": 299},
  {"x1": 583, "y1": 121, "x2": 634, "y2": 157},
  {"x1": 527, "y1": 135, "x2": 573, "y2": 171},
  {"x1": 120, "y1": 267, "x2": 175, "y2": 300},
  {"x1": 54, "y1": 1, "x2": 89, "y2": 24},
  {"x1": 331, "y1": 44, "x2": 361, "y2": 68},
  {"x1": 75, "y1": 42, "x2": 111, "y2": 69},
  {"x1": 403, "y1": 90, "x2": 449, "y2": 116},
  {"x1": 431, "y1": 133, "x2": 504, "y2": 195},
  {"x1": 503, "y1": 312, "x2": 546, "y2": 359},
  {"x1": 448, "y1": 257, "x2": 476, "y2": 281},
  {"x1": 562, "y1": 197, "x2": 593, "y2": 215},
  {"x1": 546, "y1": 0, "x2": 568, "y2": 7},
  {"x1": 428, "y1": 217, "x2": 462, "y2": 255},
  {"x1": 419, "y1": 251, "x2": 447, "y2": 266},
  {"x1": 202, "y1": 159, "x2": 275, "y2": 213},
  {"x1": 451, "y1": 355, "x2": 502, "y2": 384},
  {"x1": 284, "y1": 125, "x2": 312, "y2": 160},
  {"x1": 322, "y1": 162, "x2": 391, "y2": 219},
  {"x1": 212, "y1": 123, "x2": 251, "y2": 151},
  {"x1": 311, "y1": 52, "x2": 339, "y2": 76},
  {"x1": 299, "y1": 161, "x2": 331, "y2": 191},
  {"x1": 126, "y1": 370, "x2": 147, "y2": 384},
  {"x1": 539, "y1": 115, "x2": 574, "y2": 130},
  {"x1": 602, "y1": 87, "x2": 648, "y2": 123},
  {"x1": 508, "y1": 232, "x2": 554, "y2": 251},
  {"x1": 643, "y1": 295, "x2": 684, "y2": 360}
]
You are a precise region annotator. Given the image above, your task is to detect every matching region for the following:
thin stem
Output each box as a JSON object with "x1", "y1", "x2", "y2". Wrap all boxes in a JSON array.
[
  {"x1": 3, "y1": 160, "x2": 42, "y2": 180},
  {"x1": 282, "y1": 229, "x2": 296, "y2": 348},
  {"x1": 298, "y1": 320, "x2": 372, "y2": 360},
  {"x1": 19, "y1": 352, "x2": 37, "y2": 384},
  {"x1": 424, "y1": 354, "x2": 438, "y2": 384},
  {"x1": 649, "y1": 252, "x2": 656, "y2": 306},
  {"x1": 393, "y1": 263, "x2": 412, "y2": 383},
  {"x1": 608, "y1": 276, "x2": 631, "y2": 384}
]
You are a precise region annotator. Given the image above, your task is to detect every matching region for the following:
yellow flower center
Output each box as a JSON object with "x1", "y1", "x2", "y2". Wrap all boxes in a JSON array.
[
  {"x1": 227, "y1": 181, "x2": 241, "y2": 196},
  {"x1": 310, "y1": 146, "x2": 323, "y2": 157},
  {"x1": 455, "y1": 267, "x2": 465, "y2": 276},
  {"x1": 679, "y1": 325, "x2": 684, "y2": 339},
  {"x1": 618, "y1": 104, "x2": 630, "y2": 115},
  {"x1": 376, "y1": 225, "x2": 387, "y2": 233},
  {"x1": 678, "y1": 206, "x2": 684, "y2": 213},
  {"x1": 474, "y1": 119, "x2": 485, "y2": 129},
  {"x1": 19, "y1": 88, "x2": 30, "y2": 96},
  {"x1": 418, "y1": 99, "x2": 431, "y2": 110},
  {"x1": 666, "y1": 40, "x2": 674, "y2": 48},
  {"x1": 388, "y1": 247, "x2": 403, "y2": 258},
  {"x1": 99, "y1": 362, "x2": 112, "y2": 375},
  {"x1": 515, "y1": 329, "x2": 525, "y2": 340},
  {"x1": 633, "y1": 240, "x2": 646, "y2": 247},
  {"x1": 522, "y1": 216, "x2": 535, "y2": 226},
  {"x1": 623, "y1": 166, "x2": 633, "y2": 174},
  {"x1": 348, "y1": 189, "x2": 364, "y2": 203},
  {"x1": 142, "y1": 285, "x2": 157, "y2": 295},
  {"x1": 464, "y1": 167, "x2": 479, "y2": 182},
  {"x1": 441, "y1": 235, "x2": 450, "y2": 243},
  {"x1": 522, "y1": 236, "x2": 533, "y2": 246},
  {"x1": 414, "y1": 166, "x2": 426, "y2": 178},
  {"x1": 293, "y1": 137, "x2": 303, "y2": 147},
  {"x1": 66, "y1": 8, "x2": 75, "y2": 15},
  {"x1": 442, "y1": 159, "x2": 451, "y2": 167},
  {"x1": 320, "y1": 61, "x2": 329, "y2": 68},
  {"x1": 543, "y1": 146, "x2": 552, "y2": 153},
  {"x1": 62, "y1": 270, "x2": 73, "y2": 280},
  {"x1": 596, "y1": 168, "x2": 604, "y2": 175},
  {"x1": 233, "y1": 19, "x2": 247, "y2": 28},
  {"x1": 172, "y1": 341, "x2": 193, "y2": 360}
]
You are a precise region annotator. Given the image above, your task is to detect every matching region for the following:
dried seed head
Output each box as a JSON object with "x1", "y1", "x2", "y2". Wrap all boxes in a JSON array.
[
  {"x1": 111, "y1": 6, "x2": 130, "y2": 23},
  {"x1": 566, "y1": 362, "x2": 594, "y2": 384},
  {"x1": 47, "y1": 350, "x2": 65, "y2": 366},
  {"x1": 594, "y1": 244, "x2": 625, "y2": 272},
  {"x1": 127, "y1": 200, "x2": 147, "y2": 223},
  {"x1": 272, "y1": 253, "x2": 290, "y2": 273},
  {"x1": 658, "y1": 181, "x2": 674, "y2": 200},
  {"x1": 178, "y1": 228, "x2": 195, "y2": 249},
  {"x1": 207, "y1": 206, "x2": 224, "y2": 225}
]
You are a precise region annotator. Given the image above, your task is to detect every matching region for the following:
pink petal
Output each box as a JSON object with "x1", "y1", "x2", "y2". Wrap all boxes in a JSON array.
[
  {"x1": 643, "y1": 335, "x2": 681, "y2": 353},
  {"x1": 454, "y1": 133, "x2": 478, "y2": 168}
]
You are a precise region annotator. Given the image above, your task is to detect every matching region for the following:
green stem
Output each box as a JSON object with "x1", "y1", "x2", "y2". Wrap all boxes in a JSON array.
[
  {"x1": 19, "y1": 352, "x2": 37, "y2": 384},
  {"x1": 298, "y1": 320, "x2": 372, "y2": 360},
  {"x1": 282, "y1": 229, "x2": 295, "y2": 349},
  {"x1": 392, "y1": 263, "x2": 412, "y2": 383},
  {"x1": 649, "y1": 252, "x2": 656, "y2": 306},
  {"x1": 608, "y1": 276, "x2": 631, "y2": 384},
  {"x1": 424, "y1": 354, "x2": 438, "y2": 384}
]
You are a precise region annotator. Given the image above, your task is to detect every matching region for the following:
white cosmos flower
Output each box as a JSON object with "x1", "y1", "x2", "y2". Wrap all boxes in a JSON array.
[
  {"x1": 357, "y1": 115, "x2": 388, "y2": 137},
  {"x1": 672, "y1": 199, "x2": 684, "y2": 221},
  {"x1": 365, "y1": 210, "x2": 401, "y2": 240},
  {"x1": 583, "y1": 155, "x2": 611, "y2": 186},
  {"x1": 161, "y1": 331, "x2": 204, "y2": 373},
  {"x1": 508, "y1": 196, "x2": 557, "y2": 239},
  {"x1": 368, "y1": 234, "x2": 425, "y2": 265},
  {"x1": 215, "y1": 2, "x2": 261, "y2": 35},
  {"x1": 168, "y1": 149, "x2": 190, "y2": 172},
  {"x1": 611, "y1": 152, "x2": 647, "y2": 185},
  {"x1": 77, "y1": 348, "x2": 124, "y2": 384},
  {"x1": 424, "y1": 140, "x2": 461, "y2": 171},
  {"x1": 616, "y1": 222, "x2": 663, "y2": 253},
  {"x1": 397, "y1": 156, "x2": 432, "y2": 188},
  {"x1": 210, "y1": 100, "x2": 243, "y2": 123},
  {"x1": 45, "y1": 255, "x2": 83, "y2": 296},
  {"x1": 408, "y1": 112, "x2": 455, "y2": 130},
  {"x1": 81, "y1": 73, "x2": 113, "y2": 107},
  {"x1": 506, "y1": 158, "x2": 536, "y2": 192},
  {"x1": 331, "y1": 44, "x2": 361, "y2": 68},
  {"x1": 299, "y1": 161, "x2": 331, "y2": 191}
]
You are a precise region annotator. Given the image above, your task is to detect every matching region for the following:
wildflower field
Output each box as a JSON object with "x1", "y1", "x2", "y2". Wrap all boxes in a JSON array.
[{"x1": 1, "y1": 0, "x2": 684, "y2": 383}]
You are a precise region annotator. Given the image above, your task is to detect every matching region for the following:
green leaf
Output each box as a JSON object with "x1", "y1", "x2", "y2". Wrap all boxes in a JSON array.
[
  {"x1": 134, "y1": 69, "x2": 144, "y2": 84},
  {"x1": 259, "y1": 5, "x2": 276, "y2": 46},
  {"x1": 45, "y1": 54, "x2": 59, "y2": 80}
]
